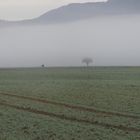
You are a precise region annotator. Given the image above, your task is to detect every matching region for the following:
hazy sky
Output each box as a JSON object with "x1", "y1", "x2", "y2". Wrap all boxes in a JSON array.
[{"x1": 0, "y1": 0, "x2": 107, "y2": 20}]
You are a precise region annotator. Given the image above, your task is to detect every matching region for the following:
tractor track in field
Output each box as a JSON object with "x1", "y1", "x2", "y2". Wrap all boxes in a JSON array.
[
  {"x1": 0, "y1": 92, "x2": 140, "y2": 120},
  {"x1": 0, "y1": 102, "x2": 140, "y2": 133}
]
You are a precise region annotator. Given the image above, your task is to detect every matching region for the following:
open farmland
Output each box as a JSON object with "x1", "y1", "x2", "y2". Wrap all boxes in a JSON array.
[{"x1": 0, "y1": 67, "x2": 140, "y2": 140}]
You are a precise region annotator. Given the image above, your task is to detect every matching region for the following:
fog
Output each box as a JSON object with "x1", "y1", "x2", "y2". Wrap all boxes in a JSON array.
[{"x1": 0, "y1": 15, "x2": 140, "y2": 67}]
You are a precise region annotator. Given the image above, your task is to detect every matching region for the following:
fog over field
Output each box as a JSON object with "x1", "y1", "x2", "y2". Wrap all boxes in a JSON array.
[
  {"x1": 0, "y1": 0, "x2": 140, "y2": 67},
  {"x1": 0, "y1": 15, "x2": 140, "y2": 67}
]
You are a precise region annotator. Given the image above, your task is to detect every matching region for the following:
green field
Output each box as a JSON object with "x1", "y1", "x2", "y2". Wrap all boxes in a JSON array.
[{"x1": 0, "y1": 67, "x2": 140, "y2": 140}]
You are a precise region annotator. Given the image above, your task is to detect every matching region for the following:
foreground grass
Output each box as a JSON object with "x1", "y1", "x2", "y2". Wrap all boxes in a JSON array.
[
  {"x1": 0, "y1": 67, "x2": 140, "y2": 139},
  {"x1": 0, "y1": 106, "x2": 140, "y2": 140}
]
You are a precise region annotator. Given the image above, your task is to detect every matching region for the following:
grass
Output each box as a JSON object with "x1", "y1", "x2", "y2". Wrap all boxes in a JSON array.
[{"x1": 0, "y1": 67, "x2": 140, "y2": 139}]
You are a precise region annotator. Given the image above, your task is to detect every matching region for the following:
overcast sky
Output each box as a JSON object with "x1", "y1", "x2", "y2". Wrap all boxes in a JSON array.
[{"x1": 0, "y1": 0, "x2": 107, "y2": 20}]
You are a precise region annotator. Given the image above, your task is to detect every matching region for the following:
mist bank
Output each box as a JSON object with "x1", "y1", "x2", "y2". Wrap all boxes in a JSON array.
[{"x1": 0, "y1": 15, "x2": 140, "y2": 67}]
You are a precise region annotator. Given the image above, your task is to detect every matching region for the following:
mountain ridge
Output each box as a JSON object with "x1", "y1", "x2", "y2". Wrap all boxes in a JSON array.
[{"x1": 0, "y1": 0, "x2": 140, "y2": 26}]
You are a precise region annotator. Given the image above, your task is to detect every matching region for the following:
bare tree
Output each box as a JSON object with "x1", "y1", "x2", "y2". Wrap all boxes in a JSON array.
[{"x1": 82, "y1": 57, "x2": 93, "y2": 67}]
